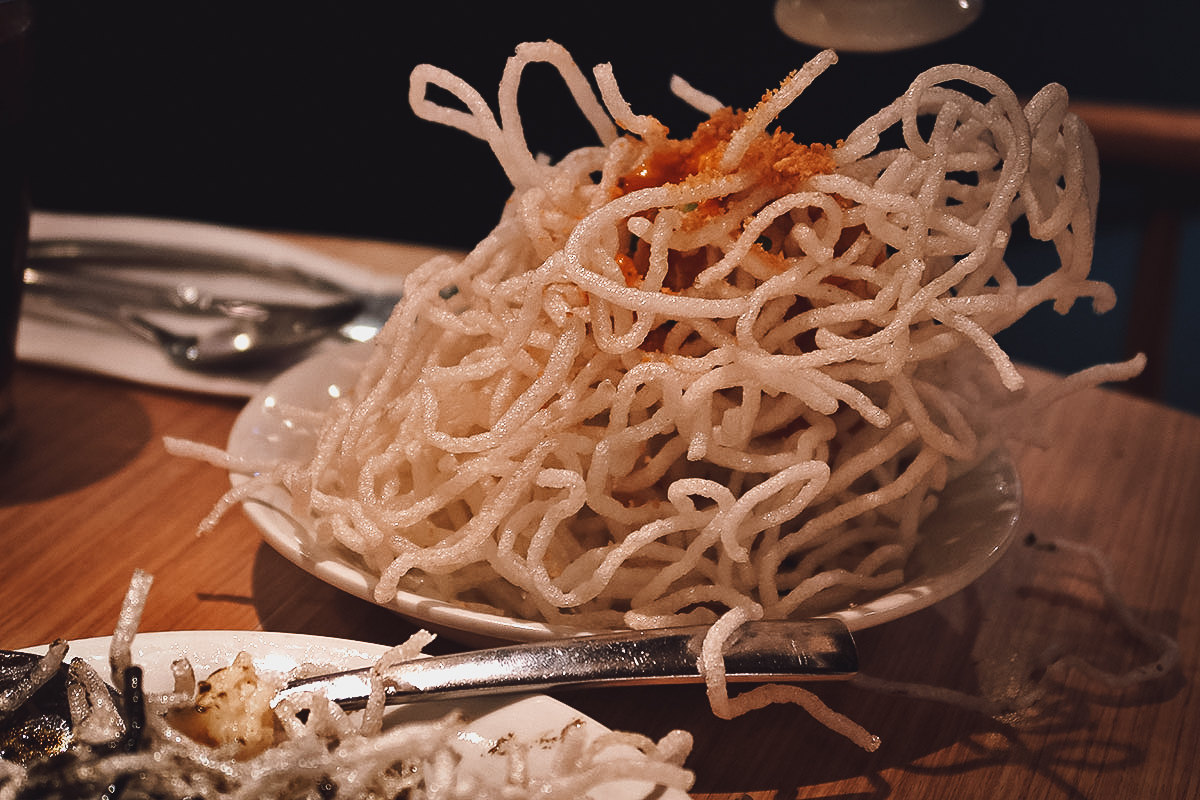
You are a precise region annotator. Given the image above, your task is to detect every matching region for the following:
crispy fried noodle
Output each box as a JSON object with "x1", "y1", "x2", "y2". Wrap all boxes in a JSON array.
[{"x1": 168, "y1": 43, "x2": 1147, "y2": 748}]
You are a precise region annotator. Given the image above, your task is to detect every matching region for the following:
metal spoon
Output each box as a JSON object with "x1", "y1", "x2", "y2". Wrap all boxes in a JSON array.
[
  {"x1": 2, "y1": 619, "x2": 855, "y2": 756},
  {"x1": 122, "y1": 307, "x2": 359, "y2": 371},
  {"x1": 24, "y1": 287, "x2": 364, "y2": 371},
  {"x1": 273, "y1": 619, "x2": 857, "y2": 711}
]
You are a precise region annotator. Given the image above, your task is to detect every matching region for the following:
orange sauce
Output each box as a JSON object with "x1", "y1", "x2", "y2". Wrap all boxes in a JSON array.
[{"x1": 612, "y1": 107, "x2": 837, "y2": 294}]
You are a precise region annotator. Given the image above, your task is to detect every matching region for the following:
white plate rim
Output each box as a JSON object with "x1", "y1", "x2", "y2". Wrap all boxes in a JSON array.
[
  {"x1": 228, "y1": 349, "x2": 1022, "y2": 643},
  {"x1": 20, "y1": 630, "x2": 690, "y2": 800}
]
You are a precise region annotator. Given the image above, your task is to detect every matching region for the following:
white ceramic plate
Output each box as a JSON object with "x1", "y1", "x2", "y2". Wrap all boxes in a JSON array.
[
  {"x1": 18, "y1": 212, "x2": 446, "y2": 397},
  {"x1": 773, "y1": 0, "x2": 983, "y2": 52},
  {"x1": 21, "y1": 630, "x2": 689, "y2": 800},
  {"x1": 228, "y1": 350, "x2": 1021, "y2": 644}
]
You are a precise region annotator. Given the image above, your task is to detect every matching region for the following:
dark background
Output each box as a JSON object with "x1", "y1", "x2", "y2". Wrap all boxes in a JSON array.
[{"x1": 23, "y1": 1, "x2": 1200, "y2": 412}]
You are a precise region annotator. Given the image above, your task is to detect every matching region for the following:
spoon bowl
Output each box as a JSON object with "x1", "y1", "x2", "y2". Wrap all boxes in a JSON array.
[
  {"x1": 27, "y1": 291, "x2": 366, "y2": 372},
  {"x1": 124, "y1": 308, "x2": 351, "y2": 371}
]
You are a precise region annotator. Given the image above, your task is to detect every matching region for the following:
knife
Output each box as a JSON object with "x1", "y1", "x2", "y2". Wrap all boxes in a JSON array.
[
  {"x1": 24, "y1": 239, "x2": 366, "y2": 326},
  {"x1": 26, "y1": 238, "x2": 356, "y2": 296},
  {"x1": 272, "y1": 619, "x2": 857, "y2": 711}
]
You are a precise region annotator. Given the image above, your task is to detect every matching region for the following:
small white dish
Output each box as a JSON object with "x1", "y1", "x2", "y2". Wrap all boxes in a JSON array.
[
  {"x1": 228, "y1": 350, "x2": 1021, "y2": 644},
  {"x1": 774, "y1": 0, "x2": 984, "y2": 53},
  {"x1": 18, "y1": 212, "x2": 444, "y2": 397},
  {"x1": 22, "y1": 630, "x2": 688, "y2": 800}
]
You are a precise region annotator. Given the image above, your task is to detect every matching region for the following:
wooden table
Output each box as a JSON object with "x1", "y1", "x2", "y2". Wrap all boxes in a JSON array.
[{"x1": 2, "y1": 232, "x2": 1197, "y2": 800}]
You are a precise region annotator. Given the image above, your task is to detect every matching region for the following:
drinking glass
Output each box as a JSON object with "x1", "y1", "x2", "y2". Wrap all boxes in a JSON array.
[{"x1": 0, "y1": 0, "x2": 31, "y2": 454}]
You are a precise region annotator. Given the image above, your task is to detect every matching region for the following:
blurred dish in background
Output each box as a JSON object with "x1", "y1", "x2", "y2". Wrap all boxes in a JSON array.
[{"x1": 774, "y1": 0, "x2": 983, "y2": 52}]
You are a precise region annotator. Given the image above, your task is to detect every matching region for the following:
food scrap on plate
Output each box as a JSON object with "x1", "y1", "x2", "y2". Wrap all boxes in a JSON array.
[{"x1": 0, "y1": 571, "x2": 695, "y2": 800}]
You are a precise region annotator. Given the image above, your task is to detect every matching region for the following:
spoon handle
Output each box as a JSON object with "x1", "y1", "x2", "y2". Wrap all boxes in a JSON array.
[{"x1": 273, "y1": 619, "x2": 857, "y2": 711}]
